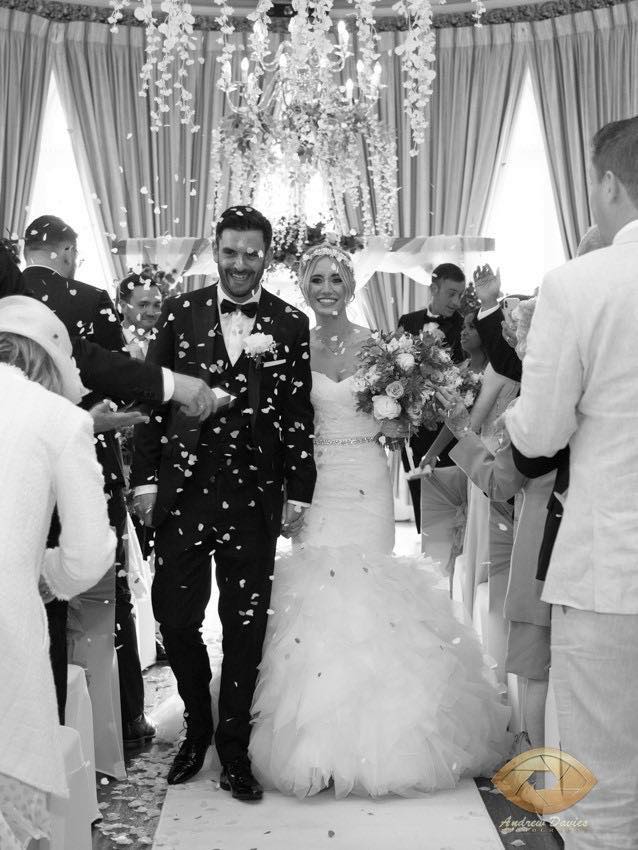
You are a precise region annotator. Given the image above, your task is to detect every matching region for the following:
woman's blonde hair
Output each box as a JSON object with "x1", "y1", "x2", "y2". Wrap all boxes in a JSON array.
[
  {"x1": 298, "y1": 245, "x2": 356, "y2": 305},
  {"x1": 0, "y1": 332, "x2": 64, "y2": 395}
]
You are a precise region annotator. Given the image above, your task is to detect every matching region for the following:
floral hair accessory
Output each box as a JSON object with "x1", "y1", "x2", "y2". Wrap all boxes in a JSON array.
[{"x1": 297, "y1": 244, "x2": 355, "y2": 280}]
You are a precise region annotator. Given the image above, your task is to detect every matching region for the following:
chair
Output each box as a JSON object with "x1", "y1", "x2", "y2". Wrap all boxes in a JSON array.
[
  {"x1": 64, "y1": 665, "x2": 99, "y2": 822},
  {"x1": 34, "y1": 727, "x2": 93, "y2": 850}
]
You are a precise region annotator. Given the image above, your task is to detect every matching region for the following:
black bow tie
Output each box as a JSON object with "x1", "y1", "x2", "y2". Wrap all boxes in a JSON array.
[{"x1": 220, "y1": 299, "x2": 258, "y2": 318}]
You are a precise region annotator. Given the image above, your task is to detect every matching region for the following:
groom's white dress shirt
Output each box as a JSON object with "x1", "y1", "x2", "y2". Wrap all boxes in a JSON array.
[
  {"x1": 217, "y1": 283, "x2": 260, "y2": 365},
  {"x1": 505, "y1": 219, "x2": 638, "y2": 614}
]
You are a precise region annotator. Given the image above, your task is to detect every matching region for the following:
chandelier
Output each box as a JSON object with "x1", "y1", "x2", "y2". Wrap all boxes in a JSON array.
[
  {"x1": 206, "y1": 0, "x2": 438, "y2": 237},
  {"x1": 108, "y1": 0, "x2": 492, "y2": 238}
]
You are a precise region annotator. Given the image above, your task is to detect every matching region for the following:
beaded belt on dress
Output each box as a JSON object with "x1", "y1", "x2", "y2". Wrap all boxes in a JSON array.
[{"x1": 314, "y1": 435, "x2": 377, "y2": 446}]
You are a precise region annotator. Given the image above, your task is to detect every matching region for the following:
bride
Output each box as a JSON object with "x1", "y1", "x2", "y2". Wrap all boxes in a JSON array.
[{"x1": 248, "y1": 244, "x2": 511, "y2": 799}]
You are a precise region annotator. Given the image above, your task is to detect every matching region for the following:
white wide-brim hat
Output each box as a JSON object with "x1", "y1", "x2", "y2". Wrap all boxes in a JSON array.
[{"x1": 0, "y1": 296, "x2": 88, "y2": 404}]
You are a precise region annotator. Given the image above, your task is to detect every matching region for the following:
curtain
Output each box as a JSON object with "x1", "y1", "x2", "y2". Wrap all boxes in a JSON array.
[
  {"x1": 54, "y1": 23, "x2": 254, "y2": 280},
  {"x1": 526, "y1": 1, "x2": 638, "y2": 257},
  {"x1": 0, "y1": 8, "x2": 54, "y2": 238},
  {"x1": 358, "y1": 22, "x2": 527, "y2": 331}
]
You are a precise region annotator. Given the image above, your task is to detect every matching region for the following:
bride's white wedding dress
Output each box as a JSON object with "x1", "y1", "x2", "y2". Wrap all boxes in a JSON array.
[{"x1": 248, "y1": 372, "x2": 511, "y2": 798}]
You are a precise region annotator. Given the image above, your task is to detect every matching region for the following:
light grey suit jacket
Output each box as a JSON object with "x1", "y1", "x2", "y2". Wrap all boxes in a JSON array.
[{"x1": 506, "y1": 220, "x2": 638, "y2": 613}]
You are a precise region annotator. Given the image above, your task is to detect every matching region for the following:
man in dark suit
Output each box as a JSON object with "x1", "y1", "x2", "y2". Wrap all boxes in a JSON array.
[
  {"x1": 132, "y1": 206, "x2": 316, "y2": 800},
  {"x1": 23, "y1": 216, "x2": 158, "y2": 744},
  {"x1": 398, "y1": 263, "x2": 466, "y2": 529},
  {"x1": 21, "y1": 215, "x2": 216, "y2": 732}
]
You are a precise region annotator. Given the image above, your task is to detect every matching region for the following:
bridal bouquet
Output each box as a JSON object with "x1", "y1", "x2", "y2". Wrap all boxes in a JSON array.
[{"x1": 354, "y1": 326, "x2": 461, "y2": 437}]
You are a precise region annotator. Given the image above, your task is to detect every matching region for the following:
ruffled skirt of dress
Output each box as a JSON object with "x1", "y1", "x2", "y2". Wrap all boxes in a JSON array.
[{"x1": 249, "y1": 545, "x2": 512, "y2": 799}]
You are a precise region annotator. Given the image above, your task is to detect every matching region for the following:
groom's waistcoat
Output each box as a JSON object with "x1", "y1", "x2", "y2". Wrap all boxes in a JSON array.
[{"x1": 198, "y1": 324, "x2": 256, "y2": 482}]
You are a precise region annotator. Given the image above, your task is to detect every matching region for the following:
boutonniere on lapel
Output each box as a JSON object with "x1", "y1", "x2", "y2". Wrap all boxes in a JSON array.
[{"x1": 243, "y1": 332, "x2": 277, "y2": 366}]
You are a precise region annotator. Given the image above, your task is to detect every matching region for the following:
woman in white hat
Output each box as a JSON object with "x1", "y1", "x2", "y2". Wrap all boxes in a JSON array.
[{"x1": 0, "y1": 292, "x2": 116, "y2": 848}]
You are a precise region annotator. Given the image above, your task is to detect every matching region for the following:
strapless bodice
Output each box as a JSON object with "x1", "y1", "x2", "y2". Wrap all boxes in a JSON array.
[{"x1": 311, "y1": 372, "x2": 379, "y2": 442}]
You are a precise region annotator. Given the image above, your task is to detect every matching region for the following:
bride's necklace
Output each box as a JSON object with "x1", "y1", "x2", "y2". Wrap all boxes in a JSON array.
[{"x1": 317, "y1": 333, "x2": 353, "y2": 357}]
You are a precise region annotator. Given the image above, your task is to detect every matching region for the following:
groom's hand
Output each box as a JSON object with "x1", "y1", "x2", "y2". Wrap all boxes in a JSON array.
[
  {"x1": 281, "y1": 502, "x2": 307, "y2": 538},
  {"x1": 133, "y1": 492, "x2": 157, "y2": 527},
  {"x1": 172, "y1": 373, "x2": 219, "y2": 421}
]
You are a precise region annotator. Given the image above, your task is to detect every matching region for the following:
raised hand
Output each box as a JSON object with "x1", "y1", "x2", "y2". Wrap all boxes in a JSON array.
[
  {"x1": 435, "y1": 388, "x2": 471, "y2": 438},
  {"x1": 89, "y1": 400, "x2": 149, "y2": 433},
  {"x1": 473, "y1": 264, "x2": 501, "y2": 310},
  {"x1": 501, "y1": 321, "x2": 518, "y2": 350}
]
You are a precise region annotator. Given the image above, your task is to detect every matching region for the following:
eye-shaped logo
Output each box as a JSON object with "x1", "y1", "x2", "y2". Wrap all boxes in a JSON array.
[{"x1": 493, "y1": 747, "x2": 597, "y2": 815}]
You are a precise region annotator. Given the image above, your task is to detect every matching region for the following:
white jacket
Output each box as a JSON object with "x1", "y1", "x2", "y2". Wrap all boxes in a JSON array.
[
  {"x1": 0, "y1": 364, "x2": 115, "y2": 796},
  {"x1": 506, "y1": 220, "x2": 638, "y2": 614}
]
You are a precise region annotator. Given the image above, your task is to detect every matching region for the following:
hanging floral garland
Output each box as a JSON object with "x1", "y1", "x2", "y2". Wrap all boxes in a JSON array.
[{"x1": 108, "y1": 0, "x2": 200, "y2": 132}]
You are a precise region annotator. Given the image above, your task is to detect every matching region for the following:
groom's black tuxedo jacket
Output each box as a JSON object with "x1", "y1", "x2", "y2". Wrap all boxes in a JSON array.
[
  {"x1": 22, "y1": 266, "x2": 164, "y2": 489},
  {"x1": 131, "y1": 284, "x2": 316, "y2": 539},
  {"x1": 398, "y1": 308, "x2": 464, "y2": 467}
]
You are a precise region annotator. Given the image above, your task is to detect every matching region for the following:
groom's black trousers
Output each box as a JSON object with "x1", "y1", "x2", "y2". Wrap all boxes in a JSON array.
[{"x1": 152, "y1": 475, "x2": 278, "y2": 765}]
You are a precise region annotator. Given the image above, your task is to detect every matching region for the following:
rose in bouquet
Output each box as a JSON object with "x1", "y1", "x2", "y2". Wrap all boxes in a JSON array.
[{"x1": 354, "y1": 327, "x2": 462, "y2": 449}]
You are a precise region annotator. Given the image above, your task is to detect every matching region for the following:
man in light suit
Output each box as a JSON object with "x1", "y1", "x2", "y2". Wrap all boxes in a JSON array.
[{"x1": 506, "y1": 116, "x2": 638, "y2": 850}]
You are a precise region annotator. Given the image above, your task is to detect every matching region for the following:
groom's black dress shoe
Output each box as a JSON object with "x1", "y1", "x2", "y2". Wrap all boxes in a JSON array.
[
  {"x1": 167, "y1": 738, "x2": 210, "y2": 785},
  {"x1": 220, "y1": 758, "x2": 263, "y2": 802}
]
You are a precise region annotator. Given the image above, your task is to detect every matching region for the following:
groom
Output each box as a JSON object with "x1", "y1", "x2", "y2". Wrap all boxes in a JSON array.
[{"x1": 132, "y1": 206, "x2": 316, "y2": 800}]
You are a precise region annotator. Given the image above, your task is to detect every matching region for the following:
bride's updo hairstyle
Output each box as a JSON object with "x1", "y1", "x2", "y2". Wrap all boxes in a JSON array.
[{"x1": 298, "y1": 244, "x2": 357, "y2": 306}]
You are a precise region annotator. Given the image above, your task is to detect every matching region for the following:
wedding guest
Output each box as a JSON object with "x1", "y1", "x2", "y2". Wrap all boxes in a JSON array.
[
  {"x1": 118, "y1": 270, "x2": 166, "y2": 657},
  {"x1": 119, "y1": 272, "x2": 163, "y2": 360},
  {"x1": 23, "y1": 215, "x2": 155, "y2": 747},
  {"x1": 418, "y1": 310, "x2": 488, "y2": 471},
  {"x1": 0, "y1": 294, "x2": 115, "y2": 849},
  {"x1": 398, "y1": 263, "x2": 466, "y2": 529},
  {"x1": 506, "y1": 116, "x2": 638, "y2": 850},
  {"x1": 419, "y1": 310, "x2": 487, "y2": 577},
  {"x1": 473, "y1": 266, "x2": 522, "y2": 383},
  {"x1": 510, "y1": 227, "x2": 608, "y2": 584}
]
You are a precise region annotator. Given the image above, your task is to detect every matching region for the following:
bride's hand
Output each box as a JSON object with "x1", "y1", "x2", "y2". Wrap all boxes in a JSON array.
[
  {"x1": 378, "y1": 419, "x2": 410, "y2": 440},
  {"x1": 377, "y1": 418, "x2": 410, "y2": 451}
]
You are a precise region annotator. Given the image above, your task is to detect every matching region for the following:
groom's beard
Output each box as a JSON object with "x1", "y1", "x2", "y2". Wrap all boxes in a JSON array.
[{"x1": 218, "y1": 265, "x2": 265, "y2": 301}]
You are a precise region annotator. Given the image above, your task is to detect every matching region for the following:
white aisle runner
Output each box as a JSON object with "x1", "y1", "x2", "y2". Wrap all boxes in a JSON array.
[
  {"x1": 152, "y1": 524, "x2": 503, "y2": 849},
  {"x1": 153, "y1": 758, "x2": 502, "y2": 850}
]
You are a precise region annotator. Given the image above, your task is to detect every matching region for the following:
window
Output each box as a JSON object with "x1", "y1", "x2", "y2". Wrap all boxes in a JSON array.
[
  {"x1": 28, "y1": 73, "x2": 113, "y2": 291},
  {"x1": 484, "y1": 71, "x2": 566, "y2": 296}
]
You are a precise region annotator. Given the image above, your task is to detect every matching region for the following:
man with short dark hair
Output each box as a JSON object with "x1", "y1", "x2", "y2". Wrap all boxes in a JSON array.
[
  {"x1": 398, "y1": 262, "x2": 466, "y2": 529},
  {"x1": 506, "y1": 116, "x2": 638, "y2": 849},
  {"x1": 23, "y1": 215, "x2": 160, "y2": 746},
  {"x1": 119, "y1": 272, "x2": 163, "y2": 360},
  {"x1": 132, "y1": 206, "x2": 316, "y2": 799}
]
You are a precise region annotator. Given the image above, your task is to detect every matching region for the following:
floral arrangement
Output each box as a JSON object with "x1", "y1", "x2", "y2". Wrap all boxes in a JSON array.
[
  {"x1": 455, "y1": 360, "x2": 483, "y2": 408},
  {"x1": 271, "y1": 218, "x2": 364, "y2": 271},
  {"x1": 353, "y1": 326, "x2": 460, "y2": 435},
  {"x1": 108, "y1": 0, "x2": 200, "y2": 132}
]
